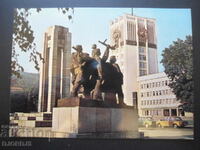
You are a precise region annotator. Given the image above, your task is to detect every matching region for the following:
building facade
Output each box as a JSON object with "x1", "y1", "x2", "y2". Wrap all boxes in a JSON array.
[
  {"x1": 109, "y1": 14, "x2": 184, "y2": 118},
  {"x1": 109, "y1": 14, "x2": 158, "y2": 105},
  {"x1": 38, "y1": 26, "x2": 71, "y2": 112},
  {"x1": 137, "y1": 72, "x2": 183, "y2": 118}
]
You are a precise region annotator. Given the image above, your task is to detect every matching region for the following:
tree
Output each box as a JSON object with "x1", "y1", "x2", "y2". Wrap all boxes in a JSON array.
[
  {"x1": 161, "y1": 35, "x2": 193, "y2": 112},
  {"x1": 12, "y1": 8, "x2": 73, "y2": 78}
]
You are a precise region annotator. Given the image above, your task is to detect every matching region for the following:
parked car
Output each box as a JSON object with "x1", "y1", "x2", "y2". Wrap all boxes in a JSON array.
[
  {"x1": 138, "y1": 117, "x2": 156, "y2": 128},
  {"x1": 156, "y1": 116, "x2": 188, "y2": 128}
]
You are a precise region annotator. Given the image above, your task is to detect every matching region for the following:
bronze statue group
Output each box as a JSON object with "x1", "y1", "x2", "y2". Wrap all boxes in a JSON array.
[{"x1": 70, "y1": 41, "x2": 125, "y2": 106}]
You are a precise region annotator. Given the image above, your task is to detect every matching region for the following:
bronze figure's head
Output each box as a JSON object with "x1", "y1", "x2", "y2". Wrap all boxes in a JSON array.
[{"x1": 110, "y1": 55, "x2": 116, "y2": 64}]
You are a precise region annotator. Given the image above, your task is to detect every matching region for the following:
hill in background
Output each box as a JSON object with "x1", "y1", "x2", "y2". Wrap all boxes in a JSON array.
[{"x1": 10, "y1": 72, "x2": 39, "y2": 113}]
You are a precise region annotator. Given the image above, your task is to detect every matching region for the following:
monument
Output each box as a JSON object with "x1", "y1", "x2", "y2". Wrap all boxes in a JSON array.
[
  {"x1": 52, "y1": 40, "x2": 139, "y2": 138},
  {"x1": 38, "y1": 26, "x2": 71, "y2": 112}
]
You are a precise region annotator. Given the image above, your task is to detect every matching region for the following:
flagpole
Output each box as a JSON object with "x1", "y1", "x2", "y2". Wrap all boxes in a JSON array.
[{"x1": 131, "y1": 8, "x2": 133, "y2": 15}]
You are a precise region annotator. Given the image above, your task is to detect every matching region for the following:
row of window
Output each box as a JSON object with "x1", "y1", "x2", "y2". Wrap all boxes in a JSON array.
[
  {"x1": 142, "y1": 109, "x2": 163, "y2": 116},
  {"x1": 141, "y1": 98, "x2": 177, "y2": 106},
  {"x1": 141, "y1": 89, "x2": 173, "y2": 97},
  {"x1": 142, "y1": 108, "x2": 184, "y2": 117},
  {"x1": 141, "y1": 80, "x2": 170, "y2": 89}
]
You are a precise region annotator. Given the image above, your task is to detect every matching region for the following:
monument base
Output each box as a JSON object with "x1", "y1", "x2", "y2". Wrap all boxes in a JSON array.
[{"x1": 52, "y1": 98, "x2": 139, "y2": 138}]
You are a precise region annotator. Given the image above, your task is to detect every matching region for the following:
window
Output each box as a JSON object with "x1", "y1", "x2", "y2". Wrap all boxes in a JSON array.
[
  {"x1": 139, "y1": 62, "x2": 146, "y2": 68},
  {"x1": 140, "y1": 70, "x2": 147, "y2": 76},
  {"x1": 163, "y1": 90, "x2": 165, "y2": 95},
  {"x1": 166, "y1": 89, "x2": 168, "y2": 94},
  {"x1": 139, "y1": 47, "x2": 145, "y2": 53},
  {"x1": 156, "y1": 110, "x2": 159, "y2": 116},
  {"x1": 150, "y1": 91, "x2": 152, "y2": 96},
  {"x1": 156, "y1": 82, "x2": 158, "y2": 87},
  {"x1": 139, "y1": 54, "x2": 146, "y2": 61},
  {"x1": 156, "y1": 91, "x2": 158, "y2": 96},
  {"x1": 145, "y1": 110, "x2": 149, "y2": 116},
  {"x1": 164, "y1": 109, "x2": 170, "y2": 116},
  {"x1": 159, "y1": 99, "x2": 162, "y2": 104},
  {"x1": 169, "y1": 89, "x2": 173, "y2": 94},
  {"x1": 153, "y1": 91, "x2": 155, "y2": 96}
]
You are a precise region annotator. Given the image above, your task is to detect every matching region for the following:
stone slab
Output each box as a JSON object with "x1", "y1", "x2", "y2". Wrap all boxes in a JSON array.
[
  {"x1": 52, "y1": 106, "x2": 139, "y2": 136},
  {"x1": 96, "y1": 108, "x2": 111, "y2": 132},
  {"x1": 78, "y1": 107, "x2": 96, "y2": 133}
]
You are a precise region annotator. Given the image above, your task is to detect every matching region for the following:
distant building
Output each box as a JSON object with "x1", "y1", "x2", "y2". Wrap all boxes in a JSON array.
[
  {"x1": 109, "y1": 14, "x2": 158, "y2": 105},
  {"x1": 137, "y1": 72, "x2": 183, "y2": 118},
  {"x1": 109, "y1": 14, "x2": 184, "y2": 118},
  {"x1": 38, "y1": 26, "x2": 71, "y2": 112}
]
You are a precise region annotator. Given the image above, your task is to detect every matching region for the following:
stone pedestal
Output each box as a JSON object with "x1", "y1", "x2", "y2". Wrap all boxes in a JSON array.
[{"x1": 52, "y1": 98, "x2": 139, "y2": 138}]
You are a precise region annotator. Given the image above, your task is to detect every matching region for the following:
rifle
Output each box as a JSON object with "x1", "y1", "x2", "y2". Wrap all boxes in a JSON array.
[
  {"x1": 72, "y1": 46, "x2": 82, "y2": 55},
  {"x1": 98, "y1": 39, "x2": 116, "y2": 50},
  {"x1": 72, "y1": 46, "x2": 78, "y2": 51}
]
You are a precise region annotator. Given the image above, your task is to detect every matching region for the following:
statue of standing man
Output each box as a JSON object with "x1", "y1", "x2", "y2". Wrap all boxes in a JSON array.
[
  {"x1": 91, "y1": 41, "x2": 114, "y2": 100},
  {"x1": 70, "y1": 45, "x2": 86, "y2": 97},
  {"x1": 109, "y1": 56, "x2": 125, "y2": 105}
]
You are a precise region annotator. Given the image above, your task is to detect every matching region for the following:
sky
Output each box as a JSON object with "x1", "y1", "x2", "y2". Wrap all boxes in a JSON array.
[{"x1": 16, "y1": 8, "x2": 192, "y2": 73}]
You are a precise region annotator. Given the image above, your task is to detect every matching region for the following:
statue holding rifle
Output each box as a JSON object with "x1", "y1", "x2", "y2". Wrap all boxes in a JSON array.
[
  {"x1": 69, "y1": 40, "x2": 124, "y2": 106},
  {"x1": 91, "y1": 40, "x2": 116, "y2": 100}
]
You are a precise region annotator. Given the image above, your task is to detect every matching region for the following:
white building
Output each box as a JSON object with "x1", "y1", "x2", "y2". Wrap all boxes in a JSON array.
[
  {"x1": 109, "y1": 14, "x2": 158, "y2": 105},
  {"x1": 137, "y1": 72, "x2": 183, "y2": 118},
  {"x1": 109, "y1": 14, "x2": 184, "y2": 118}
]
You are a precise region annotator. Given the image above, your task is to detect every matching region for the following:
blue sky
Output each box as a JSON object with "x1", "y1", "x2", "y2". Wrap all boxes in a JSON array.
[{"x1": 16, "y1": 8, "x2": 192, "y2": 73}]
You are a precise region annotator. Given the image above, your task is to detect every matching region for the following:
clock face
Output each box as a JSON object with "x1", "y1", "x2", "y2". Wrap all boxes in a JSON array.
[
  {"x1": 112, "y1": 29, "x2": 121, "y2": 41},
  {"x1": 112, "y1": 29, "x2": 121, "y2": 46}
]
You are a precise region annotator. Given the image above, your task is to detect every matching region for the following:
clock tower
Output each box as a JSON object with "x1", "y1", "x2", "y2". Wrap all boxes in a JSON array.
[{"x1": 109, "y1": 14, "x2": 158, "y2": 105}]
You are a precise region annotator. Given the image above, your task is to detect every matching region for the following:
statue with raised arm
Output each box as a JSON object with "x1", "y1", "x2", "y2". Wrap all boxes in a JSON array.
[{"x1": 91, "y1": 41, "x2": 115, "y2": 100}]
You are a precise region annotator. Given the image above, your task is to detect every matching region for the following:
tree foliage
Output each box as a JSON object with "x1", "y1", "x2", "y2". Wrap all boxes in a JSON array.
[
  {"x1": 12, "y1": 8, "x2": 74, "y2": 78},
  {"x1": 161, "y1": 35, "x2": 193, "y2": 112}
]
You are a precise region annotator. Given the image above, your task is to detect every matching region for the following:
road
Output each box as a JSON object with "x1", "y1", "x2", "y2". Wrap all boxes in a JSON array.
[{"x1": 139, "y1": 127, "x2": 193, "y2": 139}]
